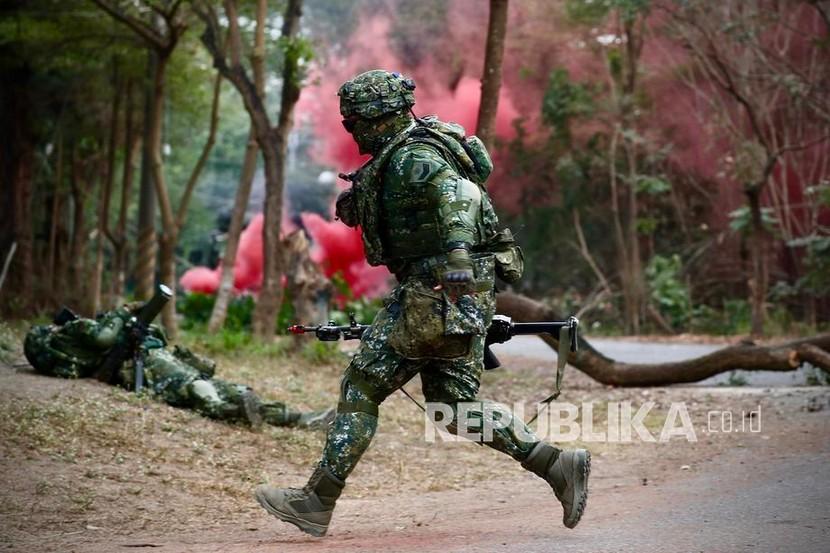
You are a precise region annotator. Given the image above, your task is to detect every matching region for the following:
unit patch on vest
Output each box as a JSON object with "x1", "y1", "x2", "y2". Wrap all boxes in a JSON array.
[{"x1": 410, "y1": 154, "x2": 444, "y2": 184}]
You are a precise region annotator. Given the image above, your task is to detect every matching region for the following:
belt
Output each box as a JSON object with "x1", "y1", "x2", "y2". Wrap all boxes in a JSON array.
[{"x1": 395, "y1": 253, "x2": 494, "y2": 292}]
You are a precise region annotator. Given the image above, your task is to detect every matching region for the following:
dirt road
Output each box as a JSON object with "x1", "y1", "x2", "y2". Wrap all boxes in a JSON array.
[
  {"x1": 2, "y1": 344, "x2": 828, "y2": 553},
  {"x1": 70, "y1": 391, "x2": 829, "y2": 553}
]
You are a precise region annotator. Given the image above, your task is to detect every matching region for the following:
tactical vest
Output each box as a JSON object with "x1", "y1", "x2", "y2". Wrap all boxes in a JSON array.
[{"x1": 352, "y1": 118, "x2": 499, "y2": 267}]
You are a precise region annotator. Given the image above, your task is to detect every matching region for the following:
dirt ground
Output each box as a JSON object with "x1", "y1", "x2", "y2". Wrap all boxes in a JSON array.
[{"x1": 1, "y1": 333, "x2": 828, "y2": 553}]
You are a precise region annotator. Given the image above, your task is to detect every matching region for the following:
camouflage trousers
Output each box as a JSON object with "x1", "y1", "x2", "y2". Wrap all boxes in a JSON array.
[
  {"x1": 321, "y1": 271, "x2": 540, "y2": 480},
  {"x1": 136, "y1": 349, "x2": 300, "y2": 426}
]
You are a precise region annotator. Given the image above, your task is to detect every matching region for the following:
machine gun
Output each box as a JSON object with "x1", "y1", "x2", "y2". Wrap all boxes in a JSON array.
[
  {"x1": 289, "y1": 313, "x2": 579, "y2": 372},
  {"x1": 95, "y1": 284, "x2": 172, "y2": 392}
]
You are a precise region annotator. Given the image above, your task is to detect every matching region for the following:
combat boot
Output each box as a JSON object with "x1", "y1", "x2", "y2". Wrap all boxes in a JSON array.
[
  {"x1": 255, "y1": 465, "x2": 344, "y2": 537},
  {"x1": 241, "y1": 390, "x2": 263, "y2": 429},
  {"x1": 522, "y1": 442, "x2": 590, "y2": 529}
]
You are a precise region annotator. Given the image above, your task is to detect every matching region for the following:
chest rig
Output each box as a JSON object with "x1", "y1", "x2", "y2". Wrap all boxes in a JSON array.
[{"x1": 351, "y1": 117, "x2": 497, "y2": 267}]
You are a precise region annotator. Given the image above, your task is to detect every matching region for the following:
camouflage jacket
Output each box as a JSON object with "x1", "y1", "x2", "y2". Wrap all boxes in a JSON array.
[
  {"x1": 24, "y1": 308, "x2": 166, "y2": 379},
  {"x1": 351, "y1": 118, "x2": 500, "y2": 273}
]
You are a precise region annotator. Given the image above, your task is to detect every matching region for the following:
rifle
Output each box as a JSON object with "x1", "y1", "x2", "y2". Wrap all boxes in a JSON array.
[
  {"x1": 288, "y1": 313, "x2": 580, "y2": 372},
  {"x1": 96, "y1": 284, "x2": 173, "y2": 391},
  {"x1": 288, "y1": 313, "x2": 368, "y2": 342},
  {"x1": 290, "y1": 312, "x2": 580, "y2": 423}
]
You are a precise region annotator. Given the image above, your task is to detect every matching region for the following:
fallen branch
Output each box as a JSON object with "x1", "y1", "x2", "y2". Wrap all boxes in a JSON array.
[{"x1": 496, "y1": 291, "x2": 830, "y2": 387}]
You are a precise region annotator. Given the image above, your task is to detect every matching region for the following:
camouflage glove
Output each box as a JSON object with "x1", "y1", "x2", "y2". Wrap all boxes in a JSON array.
[
  {"x1": 439, "y1": 248, "x2": 475, "y2": 296},
  {"x1": 335, "y1": 188, "x2": 358, "y2": 227}
]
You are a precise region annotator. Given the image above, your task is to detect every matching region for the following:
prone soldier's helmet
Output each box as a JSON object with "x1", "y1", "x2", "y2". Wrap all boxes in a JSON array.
[{"x1": 337, "y1": 70, "x2": 416, "y2": 120}]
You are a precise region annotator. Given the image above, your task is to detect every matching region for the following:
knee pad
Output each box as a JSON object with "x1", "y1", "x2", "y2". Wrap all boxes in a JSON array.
[
  {"x1": 336, "y1": 371, "x2": 379, "y2": 417},
  {"x1": 189, "y1": 379, "x2": 223, "y2": 405}
]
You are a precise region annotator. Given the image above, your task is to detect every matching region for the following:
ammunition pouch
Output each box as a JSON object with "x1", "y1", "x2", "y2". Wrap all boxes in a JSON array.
[
  {"x1": 388, "y1": 255, "x2": 495, "y2": 360},
  {"x1": 335, "y1": 188, "x2": 358, "y2": 228},
  {"x1": 484, "y1": 228, "x2": 524, "y2": 284}
]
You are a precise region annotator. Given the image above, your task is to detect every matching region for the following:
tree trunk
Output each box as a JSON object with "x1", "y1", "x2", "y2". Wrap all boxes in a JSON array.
[
  {"x1": 253, "y1": 133, "x2": 286, "y2": 338},
  {"x1": 475, "y1": 0, "x2": 508, "y2": 151},
  {"x1": 158, "y1": 231, "x2": 177, "y2": 334},
  {"x1": 251, "y1": 0, "x2": 303, "y2": 339},
  {"x1": 496, "y1": 292, "x2": 830, "y2": 386},
  {"x1": 0, "y1": 63, "x2": 35, "y2": 315},
  {"x1": 745, "y1": 186, "x2": 768, "y2": 338},
  {"x1": 92, "y1": 61, "x2": 121, "y2": 314},
  {"x1": 47, "y1": 135, "x2": 64, "y2": 291},
  {"x1": 283, "y1": 230, "x2": 331, "y2": 349},
  {"x1": 69, "y1": 145, "x2": 92, "y2": 309},
  {"x1": 135, "y1": 49, "x2": 158, "y2": 301},
  {"x1": 208, "y1": 128, "x2": 257, "y2": 332},
  {"x1": 112, "y1": 79, "x2": 139, "y2": 305}
]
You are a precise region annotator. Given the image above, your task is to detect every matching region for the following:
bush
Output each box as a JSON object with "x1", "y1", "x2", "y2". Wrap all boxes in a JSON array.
[
  {"x1": 177, "y1": 292, "x2": 272, "y2": 333},
  {"x1": 646, "y1": 254, "x2": 691, "y2": 329}
]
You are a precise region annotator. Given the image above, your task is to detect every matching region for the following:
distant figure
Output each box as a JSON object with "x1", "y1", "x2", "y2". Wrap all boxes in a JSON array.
[{"x1": 24, "y1": 304, "x2": 333, "y2": 429}]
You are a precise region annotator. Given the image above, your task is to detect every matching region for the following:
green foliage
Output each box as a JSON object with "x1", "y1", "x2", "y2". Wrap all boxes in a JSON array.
[
  {"x1": 635, "y1": 175, "x2": 671, "y2": 195},
  {"x1": 0, "y1": 322, "x2": 18, "y2": 364},
  {"x1": 330, "y1": 297, "x2": 383, "y2": 327},
  {"x1": 805, "y1": 365, "x2": 830, "y2": 386},
  {"x1": 645, "y1": 254, "x2": 691, "y2": 328},
  {"x1": 183, "y1": 325, "x2": 289, "y2": 358},
  {"x1": 726, "y1": 371, "x2": 748, "y2": 386},
  {"x1": 542, "y1": 69, "x2": 594, "y2": 143},
  {"x1": 728, "y1": 206, "x2": 778, "y2": 233},
  {"x1": 278, "y1": 35, "x2": 315, "y2": 86},
  {"x1": 565, "y1": 0, "x2": 651, "y2": 24},
  {"x1": 177, "y1": 293, "x2": 256, "y2": 332},
  {"x1": 788, "y1": 234, "x2": 830, "y2": 298},
  {"x1": 723, "y1": 299, "x2": 752, "y2": 334}
]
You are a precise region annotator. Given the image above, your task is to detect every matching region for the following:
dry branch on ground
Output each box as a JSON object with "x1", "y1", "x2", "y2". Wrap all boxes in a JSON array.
[{"x1": 496, "y1": 291, "x2": 830, "y2": 387}]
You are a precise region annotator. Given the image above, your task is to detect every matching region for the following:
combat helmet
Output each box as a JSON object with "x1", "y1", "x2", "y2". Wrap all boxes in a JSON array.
[{"x1": 338, "y1": 70, "x2": 416, "y2": 120}]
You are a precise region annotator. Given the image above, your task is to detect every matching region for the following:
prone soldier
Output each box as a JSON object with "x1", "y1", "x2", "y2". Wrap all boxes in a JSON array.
[{"x1": 24, "y1": 293, "x2": 334, "y2": 430}]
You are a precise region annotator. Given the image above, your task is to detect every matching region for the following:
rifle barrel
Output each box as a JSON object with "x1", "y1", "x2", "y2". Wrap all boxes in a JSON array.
[{"x1": 510, "y1": 321, "x2": 568, "y2": 339}]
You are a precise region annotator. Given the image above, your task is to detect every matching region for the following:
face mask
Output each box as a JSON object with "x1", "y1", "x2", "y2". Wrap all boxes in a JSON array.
[{"x1": 346, "y1": 111, "x2": 413, "y2": 155}]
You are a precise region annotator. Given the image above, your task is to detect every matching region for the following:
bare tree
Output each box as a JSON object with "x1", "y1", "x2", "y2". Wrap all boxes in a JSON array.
[
  {"x1": 93, "y1": 1, "x2": 223, "y2": 337},
  {"x1": 663, "y1": 0, "x2": 830, "y2": 337},
  {"x1": 108, "y1": 78, "x2": 140, "y2": 305},
  {"x1": 476, "y1": 0, "x2": 509, "y2": 150},
  {"x1": 197, "y1": 0, "x2": 306, "y2": 339},
  {"x1": 207, "y1": 0, "x2": 266, "y2": 333},
  {"x1": 91, "y1": 60, "x2": 122, "y2": 314}
]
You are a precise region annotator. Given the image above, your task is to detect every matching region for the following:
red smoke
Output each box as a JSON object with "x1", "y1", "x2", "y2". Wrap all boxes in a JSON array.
[
  {"x1": 296, "y1": 15, "x2": 520, "y2": 173},
  {"x1": 179, "y1": 211, "x2": 392, "y2": 301},
  {"x1": 179, "y1": 213, "x2": 266, "y2": 294},
  {"x1": 300, "y1": 213, "x2": 391, "y2": 300}
]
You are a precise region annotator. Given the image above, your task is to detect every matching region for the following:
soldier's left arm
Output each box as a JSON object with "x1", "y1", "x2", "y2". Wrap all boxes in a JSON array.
[
  {"x1": 394, "y1": 144, "x2": 482, "y2": 253},
  {"x1": 63, "y1": 312, "x2": 126, "y2": 350}
]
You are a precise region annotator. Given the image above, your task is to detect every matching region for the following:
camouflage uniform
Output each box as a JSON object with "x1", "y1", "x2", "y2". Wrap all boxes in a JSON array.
[
  {"x1": 256, "y1": 70, "x2": 590, "y2": 536},
  {"x1": 24, "y1": 308, "x2": 331, "y2": 428}
]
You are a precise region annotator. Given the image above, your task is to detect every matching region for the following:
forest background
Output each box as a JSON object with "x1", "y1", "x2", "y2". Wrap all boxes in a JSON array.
[{"x1": 1, "y1": 0, "x2": 828, "y2": 345}]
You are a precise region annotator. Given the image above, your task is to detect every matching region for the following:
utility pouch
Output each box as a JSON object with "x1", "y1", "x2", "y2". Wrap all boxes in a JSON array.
[
  {"x1": 488, "y1": 228, "x2": 524, "y2": 284},
  {"x1": 461, "y1": 135, "x2": 493, "y2": 184},
  {"x1": 388, "y1": 256, "x2": 495, "y2": 360},
  {"x1": 335, "y1": 188, "x2": 358, "y2": 228},
  {"x1": 388, "y1": 281, "x2": 472, "y2": 359}
]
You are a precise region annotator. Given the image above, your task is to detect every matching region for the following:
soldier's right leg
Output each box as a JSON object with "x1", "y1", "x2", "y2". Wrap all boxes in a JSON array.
[{"x1": 255, "y1": 307, "x2": 422, "y2": 537}]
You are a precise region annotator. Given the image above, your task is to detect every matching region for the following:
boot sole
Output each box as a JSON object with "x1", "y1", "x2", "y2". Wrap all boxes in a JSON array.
[
  {"x1": 564, "y1": 450, "x2": 591, "y2": 529},
  {"x1": 254, "y1": 488, "x2": 328, "y2": 537}
]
